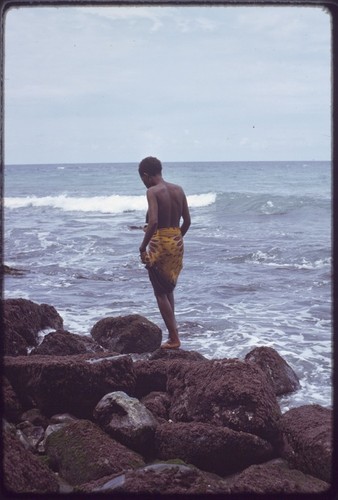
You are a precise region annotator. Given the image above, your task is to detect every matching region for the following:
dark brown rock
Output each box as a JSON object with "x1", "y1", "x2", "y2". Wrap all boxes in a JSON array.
[
  {"x1": 281, "y1": 404, "x2": 332, "y2": 483},
  {"x1": 50, "y1": 413, "x2": 79, "y2": 425},
  {"x1": 133, "y1": 359, "x2": 168, "y2": 398},
  {"x1": 3, "y1": 376, "x2": 23, "y2": 423},
  {"x1": 3, "y1": 427, "x2": 59, "y2": 494},
  {"x1": 93, "y1": 391, "x2": 158, "y2": 457},
  {"x1": 155, "y1": 421, "x2": 274, "y2": 476},
  {"x1": 20, "y1": 408, "x2": 49, "y2": 429},
  {"x1": 39, "y1": 422, "x2": 73, "y2": 454},
  {"x1": 245, "y1": 346, "x2": 300, "y2": 395},
  {"x1": 2, "y1": 264, "x2": 25, "y2": 275},
  {"x1": 167, "y1": 358, "x2": 282, "y2": 446},
  {"x1": 30, "y1": 329, "x2": 106, "y2": 355},
  {"x1": 79, "y1": 463, "x2": 228, "y2": 494},
  {"x1": 3, "y1": 298, "x2": 63, "y2": 355},
  {"x1": 45, "y1": 419, "x2": 145, "y2": 486},
  {"x1": 141, "y1": 391, "x2": 171, "y2": 422},
  {"x1": 4, "y1": 353, "x2": 136, "y2": 418},
  {"x1": 91, "y1": 314, "x2": 162, "y2": 353},
  {"x1": 4, "y1": 326, "x2": 31, "y2": 356},
  {"x1": 225, "y1": 458, "x2": 330, "y2": 494},
  {"x1": 16, "y1": 422, "x2": 45, "y2": 453},
  {"x1": 149, "y1": 347, "x2": 207, "y2": 361},
  {"x1": 39, "y1": 303, "x2": 64, "y2": 330},
  {"x1": 133, "y1": 353, "x2": 206, "y2": 399}
]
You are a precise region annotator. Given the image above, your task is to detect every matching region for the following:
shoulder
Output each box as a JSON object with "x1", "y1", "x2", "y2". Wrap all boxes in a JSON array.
[
  {"x1": 146, "y1": 186, "x2": 158, "y2": 199},
  {"x1": 166, "y1": 181, "x2": 184, "y2": 193}
]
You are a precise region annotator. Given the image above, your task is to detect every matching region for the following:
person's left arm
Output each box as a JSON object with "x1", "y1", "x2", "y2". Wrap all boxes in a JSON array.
[{"x1": 139, "y1": 189, "x2": 158, "y2": 257}]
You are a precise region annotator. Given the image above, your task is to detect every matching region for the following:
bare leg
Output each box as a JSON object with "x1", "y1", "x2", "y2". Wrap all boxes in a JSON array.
[
  {"x1": 155, "y1": 293, "x2": 180, "y2": 348},
  {"x1": 167, "y1": 292, "x2": 177, "y2": 324},
  {"x1": 167, "y1": 292, "x2": 178, "y2": 328},
  {"x1": 167, "y1": 291, "x2": 174, "y2": 313}
]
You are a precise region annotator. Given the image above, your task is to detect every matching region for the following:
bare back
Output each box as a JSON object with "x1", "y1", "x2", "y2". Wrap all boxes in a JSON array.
[
  {"x1": 143, "y1": 175, "x2": 190, "y2": 240},
  {"x1": 151, "y1": 181, "x2": 185, "y2": 228}
]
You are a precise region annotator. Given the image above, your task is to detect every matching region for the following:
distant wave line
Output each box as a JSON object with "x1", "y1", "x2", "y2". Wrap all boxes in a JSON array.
[{"x1": 4, "y1": 192, "x2": 217, "y2": 213}]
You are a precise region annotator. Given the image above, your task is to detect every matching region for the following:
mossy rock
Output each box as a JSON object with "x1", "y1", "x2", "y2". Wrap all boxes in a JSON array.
[{"x1": 45, "y1": 419, "x2": 145, "y2": 486}]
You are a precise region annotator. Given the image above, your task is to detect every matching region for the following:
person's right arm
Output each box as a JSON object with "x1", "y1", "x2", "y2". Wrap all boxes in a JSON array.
[{"x1": 180, "y1": 193, "x2": 191, "y2": 237}]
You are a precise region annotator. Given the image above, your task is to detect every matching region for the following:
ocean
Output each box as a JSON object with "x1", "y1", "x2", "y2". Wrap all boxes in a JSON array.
[{"x1": 3, "y1": 161, "x2": 332, "y2": 412}]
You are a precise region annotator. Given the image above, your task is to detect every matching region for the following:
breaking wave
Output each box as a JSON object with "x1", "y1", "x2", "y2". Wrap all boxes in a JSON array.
[{"x1": 4, "y1": 192, "x2": 217, "y2": 214}]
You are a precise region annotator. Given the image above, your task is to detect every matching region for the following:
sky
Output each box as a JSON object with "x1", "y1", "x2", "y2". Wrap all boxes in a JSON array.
[{"x1": 4, "y1": 4, "x2": 331, "y2": 164}]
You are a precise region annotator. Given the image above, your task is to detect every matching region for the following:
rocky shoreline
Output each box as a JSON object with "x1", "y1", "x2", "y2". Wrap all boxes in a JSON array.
[{"x1": 2, "y1": 297, "x2": 333, "y2": 495}]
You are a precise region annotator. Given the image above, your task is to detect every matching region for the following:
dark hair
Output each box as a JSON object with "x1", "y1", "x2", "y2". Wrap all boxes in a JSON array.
[{"x1": 138, "y1": 156, "x2": 162, "y2": 176}]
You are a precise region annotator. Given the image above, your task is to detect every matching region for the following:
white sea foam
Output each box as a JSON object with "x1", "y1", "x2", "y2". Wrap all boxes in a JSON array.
[
  {"x1": 4, "y1": 194, "x2": 146, "y2": 213},
  {"x1": 264, "y1": 257, "x2": 331, "y2": 270},
  {"x1": 187, "y1": 193, "x2": 217, "y2": 207},
  {"x1": 4, "y1": 192, "x2": 216, "y2": 213}
]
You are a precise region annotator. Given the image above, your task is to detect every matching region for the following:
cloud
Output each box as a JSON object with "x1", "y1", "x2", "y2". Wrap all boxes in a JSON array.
[
  {"x1": 80, "y1": 5, "x2": 167, "y2": 32},
  {"x1": 4, "y1": 5, "x2": 331, "y2": 163},
  {"x1": 82, "y1": 6, "x2": 219, "y2": 34}
]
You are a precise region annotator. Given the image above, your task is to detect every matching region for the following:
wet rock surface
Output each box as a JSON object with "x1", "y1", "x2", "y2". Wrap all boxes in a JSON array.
[
  {"x1": 91, "y1": 314, "x2": 162, "y2": 353},
  {"x1": 245, "y1": 346, "x2": 301, "y2": 395},
  {"x1": 3, "y1": 298, "x2": 64, "y2": 355},
  {"x1": 4, "y1": 353, "x2": 136, "y2": 418},
  {"x1": 2, "y1": 264, "x2": 26, "y2": 276},
  {"x1": 2, "y1": 299, "x2": 333, "y2": 495},
  {"x1": 30, "y1": 329, "x2": 106, "y2": 355},
  {"x1": 281, "y1": 404, "x2": 332, "y2": 483}
]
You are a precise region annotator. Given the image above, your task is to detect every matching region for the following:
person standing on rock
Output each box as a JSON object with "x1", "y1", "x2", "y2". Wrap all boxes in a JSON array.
[{"x1": 138, "y1": 156, "x2": 191, "y2": 349}]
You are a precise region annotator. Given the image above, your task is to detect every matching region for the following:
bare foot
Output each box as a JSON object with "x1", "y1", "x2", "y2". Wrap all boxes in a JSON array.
[{"x1": 161, "y1": 340, "x2": 181, "y2": 349}]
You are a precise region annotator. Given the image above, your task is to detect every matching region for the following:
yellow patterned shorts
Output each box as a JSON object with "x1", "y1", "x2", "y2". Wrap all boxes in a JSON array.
[{"x1": 143, "y1": 227, "x2": 184, "y2": 294}]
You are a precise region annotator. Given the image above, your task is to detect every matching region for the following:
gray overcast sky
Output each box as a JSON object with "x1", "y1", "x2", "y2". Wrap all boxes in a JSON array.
[{"x1": 4, "y1": 5, "x2": 331, "y2": 164}]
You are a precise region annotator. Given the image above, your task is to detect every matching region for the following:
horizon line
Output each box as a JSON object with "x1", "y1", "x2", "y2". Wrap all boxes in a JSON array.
[{"x1": 4, "y1": 159, "x2": 331, "y2": 167}]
